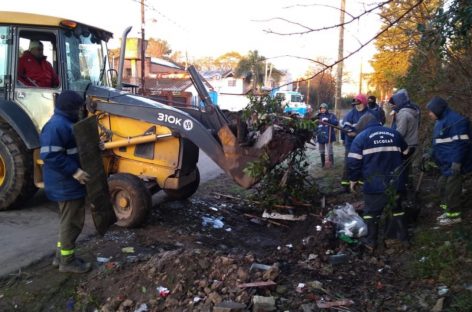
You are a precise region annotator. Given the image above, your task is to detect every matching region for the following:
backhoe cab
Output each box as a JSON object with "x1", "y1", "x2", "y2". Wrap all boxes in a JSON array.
[{"x1": 0, "y1": 12, "x2": 301, "y2": 228}]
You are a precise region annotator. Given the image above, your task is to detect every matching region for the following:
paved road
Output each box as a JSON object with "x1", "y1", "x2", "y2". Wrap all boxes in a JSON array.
[{"x1": 0, "y1": 151, "x2": 223, "y2": 277}]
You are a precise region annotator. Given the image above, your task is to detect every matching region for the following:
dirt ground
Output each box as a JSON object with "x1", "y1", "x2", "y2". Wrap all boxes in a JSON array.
[{"x1": 0, "y1": 147, "x2": 471, "y2": 312}]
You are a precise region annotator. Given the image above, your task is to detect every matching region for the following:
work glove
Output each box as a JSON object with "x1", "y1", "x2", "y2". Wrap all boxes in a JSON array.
[
  {"x1": 321, "y1": 117, "x2": 328, "y2": 122},
  {"x1": 451, "y1": 162, "x2": 461, "y2": 176},
  {"x1": 349, "y1": 181, "x2": 358, "y2": 193},
  {"x1": 73, "y1": 168, "x2": 90, "y2": 184},
  {"x1": 347, "y1": 131, "x2": 357, "y2": 137}
]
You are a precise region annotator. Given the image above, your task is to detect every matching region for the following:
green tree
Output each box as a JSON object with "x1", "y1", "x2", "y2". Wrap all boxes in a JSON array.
[
  {"x1": 235, "y1": 50, "x2": 267, "y2": 91},
  {"x1": 369, "y1": 0, "x2": 441, "y2": 97},
  {"x1": 214, "y1": 51, "x2": 242, "y2": 71},
  {"x1": 146, "y1": 38, "x2": 172, "y2": 57}
]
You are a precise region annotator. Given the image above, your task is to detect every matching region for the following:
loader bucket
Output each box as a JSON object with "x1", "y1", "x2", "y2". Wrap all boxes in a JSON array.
[{"x1": 217, "y1": 124, "x2": 302, "y2": 188}]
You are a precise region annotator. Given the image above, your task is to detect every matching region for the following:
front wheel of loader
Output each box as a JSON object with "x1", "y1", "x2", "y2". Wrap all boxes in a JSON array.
[
  {"x1": 109, "y1": 173, "x2": 151, "y2": 228},
  {"x1": 164, "y1": 168, "x2": 200, "y2": 200},
  {"x1": 0, "y1": 124, "x2": 37, "y2": 210}
]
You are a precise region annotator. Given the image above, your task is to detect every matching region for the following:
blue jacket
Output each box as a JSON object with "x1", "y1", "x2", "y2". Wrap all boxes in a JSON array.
[
  {"x1": 347, "y1": 122, "x2": 408, "y2": 194},
  {"x1": 432, "y1": 108, "x2": 472, "y2": 176},
  {"x1": 368, "y1": 103, "x2": 386, "y2": 125},
  {"x1": 316, "y1": 111, "x2": 338, "y2": 144},
  {"x1": 342, "y1": 107, "x2": 370, "y2": 151},
  {"x1": 40, "y1": 109, "x2": 85, "y2": 201}
]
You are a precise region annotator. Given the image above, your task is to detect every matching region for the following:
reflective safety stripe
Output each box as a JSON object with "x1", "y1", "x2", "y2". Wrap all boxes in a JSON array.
[
  {"x1": 341, "y1": 181, "x2": 350, "y2": 185},
  {"x1": 358, "y1": 181, "x2": 364, "y2": 185},
  {"x1": 348, "y1": 152, "x2": 363, "y2": 160},
  {"x1": 343, "y1": 122, "x2": 353, "y2": 127},
  {"x1": 393, "y1": 212, "x2": 405, "y2": 217},
  {"x1": 40, "y1": 146, "x2": 78, "y2": 155},
  {"x1": 363, "y1": 215, "x2": 373, "y2": 220},
  {"x1": 57, "y1": 242, "x2": 61, "y2": 248},
  {"x1": 402, "y1": 148, "x2": 409, "y2": 155},
  {"x1": 61, "y1": 249, "x2": 75, "y2": 256},
  {"x1": 66, "y1": 147, "x2": 78, "y2": 155},
  {"x1": 363, "y1": 146, "x2": 402, "y2": 155},
  {"x1": 40, "y1": 146, "x2": 65, "y2": 153},
  {"x1": 446, "y1": 212, "x2": 461, "y2": 218},
  {"x1": 435, "y1": 134, "x2": 470, "y2": 144},
  {"x1": 440, "y1": 204, "x2": 448, "y2": 210}
]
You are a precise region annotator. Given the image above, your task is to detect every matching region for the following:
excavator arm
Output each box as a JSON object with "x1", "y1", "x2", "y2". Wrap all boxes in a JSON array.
[{"x1": 85, "y1": 66, "x2": 302, "y2": 188}]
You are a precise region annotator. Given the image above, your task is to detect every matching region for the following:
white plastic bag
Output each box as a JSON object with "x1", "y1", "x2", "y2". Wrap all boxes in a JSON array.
[{"x1": 325, "y1": 203, "x2": 367, "y2": 238}]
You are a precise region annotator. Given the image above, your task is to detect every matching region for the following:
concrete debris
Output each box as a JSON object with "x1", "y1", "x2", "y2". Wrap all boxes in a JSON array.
[{"x1": 252, "y1": 296, "x2": 276, "y2": 312}]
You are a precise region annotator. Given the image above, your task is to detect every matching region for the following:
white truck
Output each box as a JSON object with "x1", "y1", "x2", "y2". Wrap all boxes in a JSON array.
[{"x1": 273, "y1": 90, "x2": 311, "y2": 117}]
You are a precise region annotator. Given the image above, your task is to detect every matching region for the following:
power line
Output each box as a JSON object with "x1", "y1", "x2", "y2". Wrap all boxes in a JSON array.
[{"x1": 127, "y1": 0, "x2": 188, "y2": 33}]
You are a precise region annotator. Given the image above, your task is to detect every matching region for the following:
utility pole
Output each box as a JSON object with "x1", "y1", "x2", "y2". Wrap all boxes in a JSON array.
[
  {"x1": 140, "y1": 0, "x2": 145, "y2": 94},
  {"x1": 358, "y1": 60, "x2": 363, "y2": 94},
  {"x1": 334, "y1": 0, "x2": 346, "y2": 120}
]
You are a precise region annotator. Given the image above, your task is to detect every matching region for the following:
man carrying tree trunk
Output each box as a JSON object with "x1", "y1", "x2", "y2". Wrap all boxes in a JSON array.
[{"x1": 423, "y1": 96, "x2": 472, "y2": 226}]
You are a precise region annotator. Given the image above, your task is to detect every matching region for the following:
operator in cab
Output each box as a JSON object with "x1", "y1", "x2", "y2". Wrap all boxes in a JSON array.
[{"x1": 18, "y1": 40, "x2": 59, "y2": 88}]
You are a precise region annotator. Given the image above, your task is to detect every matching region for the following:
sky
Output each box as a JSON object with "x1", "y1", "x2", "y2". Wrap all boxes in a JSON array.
[{"x1": 4, "y1": 0, "x2": 382, "y2": 95}]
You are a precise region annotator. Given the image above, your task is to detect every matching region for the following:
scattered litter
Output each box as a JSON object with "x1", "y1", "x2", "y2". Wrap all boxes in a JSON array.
[
  {"x1": 121, "y1": 247, "x2": 135, "y2": 253},
  {"x1": 465, "y1": 284, "x2": 472, "y2": 291},
  {"x1": 214, "y1": 301, "x2": 246, "y2": 310},
  {"x1": 296, "y1": 283, "x2": 306, "y2": 293},
  {"x1": 0, "y1": 294, "x2": 3, "y2": 299},
  {"x1": 225, "y1": 228, "x2": 232, "y2": 232},
  {"x1": 25, "y1": 280, "x2": 33, "y2": 285},
  {"x1": 66, "y1": 297, "x2": 75, "y2": 311},
  {"x1": 328, "y1": 253, "x2": 348, "y2": 265},
  {"x1": 156, "y1": 286, "x2": 170, "y2": 298},
  {"x1": 316, "y1": 298, "x2": 354, "y2": 309},
  {"x1": 134, "y1": 303, "x2": 148, "y2": 312},
  {"x1": 437, "y1": 285, "x2": 449, "y2": 296},
  {"x1": 193, "y1": 296, "x2": 203, "y2": 303},
  {"x1": 238, "y1": 281, "x2": 277, "y2": 288},
  {"x1": 141, "y1": 286, "x2": 147, "y2": 293},
  {"x1": 338, "y1": 233, "x2": 358, "y2": 244},
  {"x1": 104, "y1": 262, "x2": 119, "y2": 270},
  {"x1": 209, "y1": 206, "x2": 219, "y2": 211},
  {"x1": 252, "y1": 296, "x2": 276, "y2": 311},
  {"x1": 419, "y1": 256, "x2": 428, "y2": 262},
  {"x1": 202, "y1": 216, "x2": 224, "y2": 229},
  {"x1": 307, "y1": 281, "x2": 324, "y2": 290},
  {"x1": 308, "y1": 254, "x2": 318, "y2": 261},
  {"x1": 126, "y1": 255, "x2": 138, "y2": 263},
  {"x1": 286, "y1": 244, "x2": 293, "y2": 248},
  {"x1": 97, "y1": 257, "x2": 110, "y2": 263},
  {"x1": 262, "y1": 210, "x2": 307, "y2": 221},
  {"x1": 325, "y1": 203, "x2": 367, "y2": 238},
  {"x1": 431, "y1": 297, "x2": 445, "y2": 312},
  {"x1": 250, "y1": 263, "x2": 272, "y2": 271},
  {"x1": 316, "y1": 225, "x2": 322, "y2": 231},
  {"x1": 325, "y1": 249, "x2": 334, "y2": 255}
]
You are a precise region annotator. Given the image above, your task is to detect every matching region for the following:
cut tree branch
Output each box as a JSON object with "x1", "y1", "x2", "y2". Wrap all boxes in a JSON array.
[
  {"x1": 273, "y1": 0, "x2": 425, "y2": 89},
  {"x1": 255, "y1": 0, "x2": 395, "y2": 36}
]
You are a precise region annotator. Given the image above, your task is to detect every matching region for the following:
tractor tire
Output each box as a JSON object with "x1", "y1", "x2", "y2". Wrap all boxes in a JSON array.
[
  {"x1": 0, "y1": 124, "x2": 37, "y2": 210},
  {"x1": 108, "y1": 173, "x2": 151, "y2": 228},
  {"x1": 164, "y1": 168, "x2": 200, "y2": 200}
]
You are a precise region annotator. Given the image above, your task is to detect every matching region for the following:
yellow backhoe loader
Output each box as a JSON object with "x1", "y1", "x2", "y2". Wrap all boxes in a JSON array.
[{"x1": 0, "y1": 12, "x2": 302, "y2": 229}]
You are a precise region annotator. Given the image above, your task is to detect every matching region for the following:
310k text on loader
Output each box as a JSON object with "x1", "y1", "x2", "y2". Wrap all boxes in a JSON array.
[{"x1": 0, "y1": 12, "x2": 304, "y2": 231}]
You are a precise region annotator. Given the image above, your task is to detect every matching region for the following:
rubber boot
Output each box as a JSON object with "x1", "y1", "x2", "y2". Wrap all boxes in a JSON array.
[
  {"x1": 52, "y1": 249, "x2": 60, "y2": 268},
  {"x1": 360, "y1": 218, "x2": 378, "y2": 252},
  {"x1": 59, "y1": 255, "x2": 91, "y2": 274},
  {"x1": 384, "y1": 215, "x2": 410, "y2": 249},
  {"x1": 320, "y1": 154, "x2": 325, "y2": 168},
  {"x1": 385, "y1": 215, "x2": 408, "y2": 240},
  {"x1": 329, "y1": 154, "x2": 334, "y2": 166}
]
